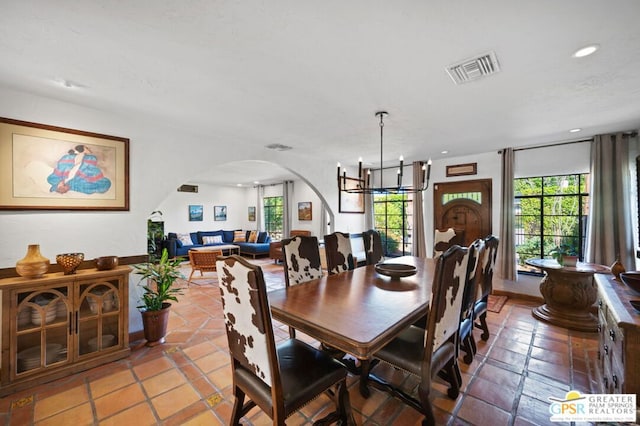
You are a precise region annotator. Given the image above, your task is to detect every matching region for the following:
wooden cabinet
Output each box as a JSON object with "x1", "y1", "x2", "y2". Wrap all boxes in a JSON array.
[
  {"x1": 0, "y1": 266, "x2": 130, "y2": 396},
  {"x1": 594, "y1": 273, "x2": 640, "y2": 400}
]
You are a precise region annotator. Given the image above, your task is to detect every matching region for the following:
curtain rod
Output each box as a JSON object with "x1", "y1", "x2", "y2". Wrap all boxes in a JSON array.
[{"x1": 511, "y1": 138, "x2": 592, "y2": 153}]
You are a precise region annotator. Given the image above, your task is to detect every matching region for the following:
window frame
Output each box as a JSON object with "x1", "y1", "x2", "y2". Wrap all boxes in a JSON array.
[
  {"x1": 263, "y1": 196, "x2": 283, "y2": 240},
  {"x1": 373, "y1": 192, "x2": 413, "y2": 257}
]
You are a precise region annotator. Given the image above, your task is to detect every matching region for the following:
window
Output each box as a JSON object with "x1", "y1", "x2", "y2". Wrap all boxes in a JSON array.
[
  {"x1": 373, "y1": 193, "x2": 413, "y2": 257},
  {"x1": 515, "y1": 174, "x2": 589, "y2": 273},
  {"x1": 263, "y1": 196, "x2": 283, "y2": 240}
]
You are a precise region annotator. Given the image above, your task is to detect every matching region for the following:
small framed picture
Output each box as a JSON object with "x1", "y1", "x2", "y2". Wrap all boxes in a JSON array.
[
  {"x1": 298, "y1": 201, "x2": 312, "y2": 220},
  {"x1": 248, "y1": 206, "x2": 256, "y2": 221},
  {"x1": 214, "y1": 205, "x2": 227, "y2": 221},
  {"x1": 189, "y1": 205, "x2": 203, "y2": 221}
]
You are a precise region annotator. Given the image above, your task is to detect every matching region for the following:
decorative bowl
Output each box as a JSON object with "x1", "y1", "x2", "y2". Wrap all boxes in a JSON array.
[
  {"x1": 95, "y1": 256, "x2": 118, "y2": 271},
  {"x1": 620, "y1": 272, "x2": 640, "y2": 294},
  {"x1": 629, "y1": 300, "x2": 640, "y2": 313},
  {"x1": 375, "y1": 263, "x2": 417, "y2": 279},
  {"x1": 56, "y1": 253, "x2": 84, "y2": 275}
]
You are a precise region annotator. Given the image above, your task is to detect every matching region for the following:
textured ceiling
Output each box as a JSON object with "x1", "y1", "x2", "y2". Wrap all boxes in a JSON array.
[{"x1": 1, "y1": 1, "x2": 640, "y2": 186}]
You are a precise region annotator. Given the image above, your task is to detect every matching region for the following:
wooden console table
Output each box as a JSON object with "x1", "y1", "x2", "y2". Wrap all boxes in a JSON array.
[{"x1": 526, "y1": 258, "x2": 610, "y2": 332}]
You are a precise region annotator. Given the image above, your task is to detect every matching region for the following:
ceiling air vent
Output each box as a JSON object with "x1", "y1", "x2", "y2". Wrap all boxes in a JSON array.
[
  {"x1": 265, "y1": 143, "x2": 293, "y2": 151},
  {"x1": 446, "y1": 51, "x2": 500, "y2": 84},
  {"x1": 177, "y1": 184, "x2": 198, "y2": 193}
]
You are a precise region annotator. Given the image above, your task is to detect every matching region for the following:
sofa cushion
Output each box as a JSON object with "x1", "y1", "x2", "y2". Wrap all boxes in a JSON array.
[
  {"x1": 223, "y1": 230, "x2": 235, "y2": 243},
  {"x1": 190, "y1": 232, "x2": 199, "y2": 245},
  {"x1": 203, "y1": 235, "x2": 223, "y2": 245},
  {"x1": 257, "y1": 231, "x2": 269, "y2": 243},
  {"x1": 177, "y1": 233, "x2": 193, "y2": 247},
  {"x1": 248, "y1": 230, "x2": 258, "y2": 243},
  {"x1": 233, "y1": 230, "x2": 246, "y2": 242},
  {"x1": 198, "y1": 230, "x2": 222, "y2": 244}
]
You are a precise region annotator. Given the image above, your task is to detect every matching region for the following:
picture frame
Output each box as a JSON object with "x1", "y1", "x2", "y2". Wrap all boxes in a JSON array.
[
  {"x1": 298, "y1": 201, "x2": 312, "y2": 220},
  {"x1": 0, "y1": 117, "x2": 130, "y2": 210},
  {"x1": 189, "y1": 205, "x2": 203, "y2": 221},
  {"x1": 446, "y1": 162, "x2": 477, "y2": 177},
  {"x1": 214, "y1": 205, "x2": 227, "y2": 221},
  {"x1": 338, "y1": 176, "x2": 365, "y2": 214},
  {"x1": 248, "y1": 206, "x2": 256, "y2": 221}
]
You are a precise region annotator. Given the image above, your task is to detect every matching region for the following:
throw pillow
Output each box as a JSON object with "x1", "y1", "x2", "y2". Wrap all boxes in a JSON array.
[
  {"x1": 203, "y1": 235, "x2": 223, "y2": 245},
  {"x1": 248, "y1": 230, "x2": 258, "y2": 243},
  {"x1": 177, "y1": 233, "x2": 193, "y2": 246},
  {"x1": 257, "y1": 231, "x2": 268, "y2": 243},
  {"x1": 233, "y1": 230, "x2": 246, "y2": 242}
]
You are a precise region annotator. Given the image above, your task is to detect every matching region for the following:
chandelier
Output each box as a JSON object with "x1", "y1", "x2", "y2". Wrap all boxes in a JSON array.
[{"x1": 337, "y1": 111, "x2": 432, "y2": 194}]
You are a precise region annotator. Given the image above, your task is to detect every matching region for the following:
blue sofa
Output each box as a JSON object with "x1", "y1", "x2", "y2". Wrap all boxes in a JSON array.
[{"x1": 165, "y1": 230, "x2": 271, "y2": 258}]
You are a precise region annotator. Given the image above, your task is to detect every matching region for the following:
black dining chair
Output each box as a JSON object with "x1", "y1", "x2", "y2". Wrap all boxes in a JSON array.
[
  {"x1": 458, "y1": 238, "x2": 485, "y2": 364},
  {"x1": 281, "y1": 235, "x2": 323, "y2": 338},
  {"x1": 216, "y1": 255, "x2": 354, "y2": 425},
  {"x1": 366, "y1": 244, "x2": 476, "y2": 426},
  {"x1": 362, "y1": 229, "x2": 384, "y2": 265},
  {"x1": 324, "y1": 232, "x2": 355, "y2": 275},
  {"x1": 473, "y1": 235, "x2": 500, "y2": 341}
]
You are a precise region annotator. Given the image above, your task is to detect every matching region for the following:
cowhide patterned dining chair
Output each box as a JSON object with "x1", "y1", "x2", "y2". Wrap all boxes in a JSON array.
[
  {"x1": 458, "y1": 238, "x2": 485, "y2": 364},
  {"x1": 367, "y1": 244, "x2": 475, "y2": 426},
  {"x1": 281, "y1": 235, "x2": 323, "y2": 338},
  {"x1": 473, "y1": 235, "x2": 500, "y2": 341},
  {"x1": 324, "y1": 232, "x2": 355, "y2": 275},
  {"x1": 216, "y1": 255, "x2": 354, "y2": 425},
  {"x1": 362, "y1": 229, "x2": 384, "y2": 265}
]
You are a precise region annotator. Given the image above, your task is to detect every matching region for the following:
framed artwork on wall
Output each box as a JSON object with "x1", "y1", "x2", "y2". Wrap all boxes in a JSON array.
[
  {"x1": 0, "y1": 117, "x2": 130, "y2": 210},
  {"x1": 248, "y1": 206, "x2": 256, "y2": 221},
  {"x1": 214, "y1": 205, "x2": 227, "y2": 221},
  {"x1": 298, "y1": 201, "x2": 312, "y2": 220},
  {"x1": 338, "y1": 176, "x2": 365, "y2": 213},
  {"x1": 189, "y1": 205, "x2": 203, "y2": 221}
]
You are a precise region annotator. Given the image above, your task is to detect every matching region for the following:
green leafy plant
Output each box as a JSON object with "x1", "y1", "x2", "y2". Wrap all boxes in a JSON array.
[
  {"x1": 549, "y1": 241, "x2": 577, "y2": 263},
  {"x1": 134, "y1": 249, "x2": 184, "y2": 311}
]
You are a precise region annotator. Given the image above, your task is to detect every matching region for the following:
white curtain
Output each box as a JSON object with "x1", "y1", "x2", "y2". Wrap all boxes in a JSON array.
[
  {"x1": 412, "y1": 161, "x2": 427, "y2": 257},
  {"x1": 498, "y1": 148, "x2": 516, "y2": 281},
  {"x1": 256, "y1": 185, "x2": 264, "y2": 231},
  {"x1": 585, "y1": 133, "x2": 635, "y2": 270},
  {"x1": 282, "y1": 180, "x2": 292, "y2": 238},
  {"x1": 364, "y1": 168, "x2": 374, "y2": 230}
]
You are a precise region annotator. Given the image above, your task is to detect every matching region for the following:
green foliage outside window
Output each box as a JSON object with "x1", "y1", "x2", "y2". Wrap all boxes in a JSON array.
[
  {"x1": 373, "y1": 193, "x2": 412, "y2": 256},
  {"x1": 515, "y1": 174, "x2": 589, "y2": 271},
  {"x1": 264, "y1": 196, "x2": 283, "y2": 240}
]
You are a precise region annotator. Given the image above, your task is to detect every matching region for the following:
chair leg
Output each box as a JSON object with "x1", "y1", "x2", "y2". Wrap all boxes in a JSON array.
[
  {"x1": 417, "y1": 384, "x2": 436, "y2": 426},
  {"x1": 445, "y1": 359, "x2": 461, "y2": 399},
  {"x1": 336, "y1": 380, "x2": 356, "y2": 426},
  {"x1": 230, "y1": 387, "x2": 245, "y2": 426},
  {"x1": 476, "y1": 312, "x2": 490, "y2": 341},
  {"x1": 187, "y1": 269, "x2": 195, "y2": 287},
  {"x1": 461, "y1": 334, "x2": 474, "y2": 364}
]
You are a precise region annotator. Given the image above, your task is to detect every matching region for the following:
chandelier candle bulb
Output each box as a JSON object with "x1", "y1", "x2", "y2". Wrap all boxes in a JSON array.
[
  {"x1": 397, "y1": 169, "x2": 402, "y2": 186},
  {"x1": 367, "y1": 169, "x2": 371, "y2": 187},
  {"x1": 427, "y1": 158, "x2": 432, "y2": 182},
  {"x1": 337, "y1": 163, "x2": 341, "y2": 181},
  {"x1": 399, "y1": 156, "x2": 403, "y2": 176},
  {"x1": 358, "y1": 158, "x2": 362, "y2": 179}
]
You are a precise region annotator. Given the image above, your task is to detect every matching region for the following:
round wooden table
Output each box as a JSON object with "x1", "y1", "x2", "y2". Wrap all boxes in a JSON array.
[{"x1": 525, "y1": 258, "x2": 610, "y2": 332}]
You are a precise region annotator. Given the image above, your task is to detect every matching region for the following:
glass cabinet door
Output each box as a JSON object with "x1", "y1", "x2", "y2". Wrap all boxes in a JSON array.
[
  {"x1": 77, "y1": 279, "x2": 121, "y2": 356},
  {"x1": 15, "y1": 286, "x2": 70, "y2": 376}
]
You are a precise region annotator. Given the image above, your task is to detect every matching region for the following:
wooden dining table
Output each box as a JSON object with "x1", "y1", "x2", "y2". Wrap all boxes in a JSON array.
[{"x1": 268, "y1": 255, "x2": 436, "y2": 396}]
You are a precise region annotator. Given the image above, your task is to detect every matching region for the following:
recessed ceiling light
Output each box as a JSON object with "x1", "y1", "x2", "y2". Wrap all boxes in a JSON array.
[
  {"x1": 441, "y1": 150, "x2": 448, "y2": 154},
  {"x1": 52, "y1": 78, "x2": 85, "y2": 89},
  {"x1": 572, "y1": 44, "x2": 599, "y2": 58},
  {"x1": 253, "y1": 181, "x2": 260, "y2": 184},
  {"x1": 569, "y1": 128, "x2": 582, "y2": 133},
  {"x1": 236, "y1": 183, "x2": 243, "y2": 187}
]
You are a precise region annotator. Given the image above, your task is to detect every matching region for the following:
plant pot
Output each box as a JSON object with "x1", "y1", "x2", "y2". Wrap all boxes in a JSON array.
[
  {"x1": 561, "y1": 255, "x2": 578, "y2": 267},
  {"x1": 141, "y1": 303, "x2": 171, "y2": 346}
]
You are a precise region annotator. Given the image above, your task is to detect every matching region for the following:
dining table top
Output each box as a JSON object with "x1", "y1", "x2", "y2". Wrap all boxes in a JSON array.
[{"x1": 268, "y1": 255, "x2": 436, "y2": 359}]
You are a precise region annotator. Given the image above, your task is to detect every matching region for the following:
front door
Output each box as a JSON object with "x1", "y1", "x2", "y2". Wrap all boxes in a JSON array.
[{"x1": 433, "y1": 179, "x2": 492, "y2": 246}]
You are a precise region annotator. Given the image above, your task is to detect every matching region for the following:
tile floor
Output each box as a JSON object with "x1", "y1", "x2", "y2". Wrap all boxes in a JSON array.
[{"x1": 0, "y1": 259, "x2": 602, "y2": 425}]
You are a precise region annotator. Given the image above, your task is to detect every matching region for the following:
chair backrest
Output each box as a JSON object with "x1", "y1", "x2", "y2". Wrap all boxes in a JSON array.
[
  {"x1": 282, "y1": 236, "x2": 323, "y2": 287},
  {"x1": 433, "y1": 228, "x2": 465, "y2": 258},
  {"x1": 477, "y1": 235, "x2": 499, "y2": 300},
  {"x1": 426, "y1": 244, "x2": 473, "y2": 352},
  {"x1": 216, "y1": 255, "x2": 279, "y2": 389},
  {"x1": 362, "y1": 229, "x2": 384, "y2": 265},
  {"x1": 189, "y1": 249, "x2": 223, "y2": 271},
  {"x1": 324, "y1": 232, "x2": 355, "y2": 275},
  {"x1": 461, "y1": 239, "x2": 484, "y2": 318}
]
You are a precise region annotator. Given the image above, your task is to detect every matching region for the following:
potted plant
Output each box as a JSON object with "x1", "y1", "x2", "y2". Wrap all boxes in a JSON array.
[
  {"x1": 133, "y1": 248, "x2": 184, "y2": 346},
  {"x1": 549, "y1": 242, "x2": 578, "y2": 267}
]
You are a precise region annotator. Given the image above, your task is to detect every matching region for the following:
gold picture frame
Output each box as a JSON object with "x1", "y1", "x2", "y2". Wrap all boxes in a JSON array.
[
  {"x1": 298, "y1": 201, "x2": 312, "y2": 220},
  {"x1": 446, "y1": 162, "x2": 477, "y2": 177},
  {"x1": 0, "y1": 117, "x2": 129, "y2": 210}
]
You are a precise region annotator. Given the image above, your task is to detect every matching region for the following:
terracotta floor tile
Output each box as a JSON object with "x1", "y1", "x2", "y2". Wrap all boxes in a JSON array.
[
  {"x1": 180, "y1": 409, "x2": 224, "y2": 426},
  {"x1": 521, "y1": 375, "x2": 569, "y2": 403},
  {"x1": 530, "y1": 346, "x2": 570, "y2": 365},
  {"x1": 99, "y1": 402, "x2": 158, "y2": 426},
  {"x1": 34, "y1": 385, "x2": 89, "y2": 422},
  {"x1": 193, "y1": 350, "x2": 229, "y2": 373},
  {"x1": 151, "y1": 383, "x2": 200, "y2": 419},
  {"x1": 477, "y1": 363, "x2": 522, "y2": 389},
  {"x1": 516, "y1": 394, "x2": 561, "y2": 425},
  {"x1": 528, "y1": 357, "x2": 570, "y2": 382},
  {"x1": 456, "y1": 395, "x2": 512, "y2": 425},
  {"x1": 487, "y1": 346, "x2": 527, "y2": 372},
  {"x1": 466, "y1": 376, "x2": 517, "y2": 412},
  {"x1": 89, "y1": 368, "x2": 136, "y2": 398},
  {"x1": 182, "y1": 340, "x2": 218, "y2": 361},
  {"x1": 133, "y1": 355, "x2": 175, "y2": 380},
  {"x1": 142, "y1": 368, "x2": 187, "y2": 398},
  {"x1": 34, "y1": 402, "x2": 93, "y2": 426},
  {"x1": 207, "y1": 366, "x2": 234, "y2": 390},
  {"x1": 94, "y1": 382, "x2": 146, "y2": 419}
]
